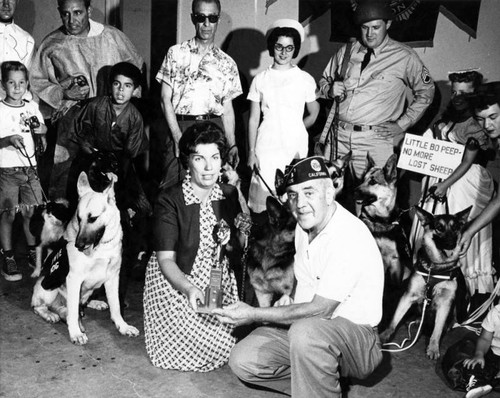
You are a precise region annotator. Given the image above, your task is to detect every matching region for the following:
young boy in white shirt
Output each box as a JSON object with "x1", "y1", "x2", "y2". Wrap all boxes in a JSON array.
[{"x1": 0, "y1": 61, "x2": 46, "y2": 281}]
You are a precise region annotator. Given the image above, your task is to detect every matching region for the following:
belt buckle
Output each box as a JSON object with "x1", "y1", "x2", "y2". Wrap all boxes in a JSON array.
[
  {"x1": 353, "y1": 125, "x2": 362, "y2": 132},
  {"x1": 195, "y1": 115, "x2": 206, "y2": 121}
]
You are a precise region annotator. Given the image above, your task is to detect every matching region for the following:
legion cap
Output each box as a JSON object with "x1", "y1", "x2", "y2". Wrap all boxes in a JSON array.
[{"x1": 283, "y1": 156, "x2": 330, "y2": 188}]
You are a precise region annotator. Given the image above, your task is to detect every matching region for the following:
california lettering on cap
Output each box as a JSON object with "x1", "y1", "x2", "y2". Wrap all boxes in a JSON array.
[{"x1": 284, "y1": 156, "x2": 330, "y2": 187}]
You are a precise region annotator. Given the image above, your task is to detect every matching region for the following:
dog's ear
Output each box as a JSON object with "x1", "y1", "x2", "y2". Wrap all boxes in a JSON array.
[
  {"x1": 266, "y1": 196, "x2": 284, "y2": 227},
  {"x1": 415, "y1": 206, "x2": 434, "y2": 226},
  {"x1": 103, "y1": 173, "x2": 117, "y2": 204},
  {"x1": 275, "y1": 169, "x2": 286, "y2": 197},
  {"x1": 366, "y1": 152, "x2": 376, "y2": 172},
  {"x1": 77, "y1": 172, "x2": 93, "y2": 198},
  {"x1": 340, "y1": 151, "x2": 352, "y2": 171},
  {"x1": 454, "y1": 206, "x2": 472, "y2": 226},
  {"x1": 383, "y1": 154, "x2": 399, "y2": 185}
]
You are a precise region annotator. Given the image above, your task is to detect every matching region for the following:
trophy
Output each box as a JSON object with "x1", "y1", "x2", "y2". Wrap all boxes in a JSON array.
[{"x1": 197, "y1": 219, "x2": 230, "y2": 314}]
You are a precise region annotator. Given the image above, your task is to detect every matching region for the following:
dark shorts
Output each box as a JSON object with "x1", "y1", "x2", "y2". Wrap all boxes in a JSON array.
[{"x1": 0, "y1": 167, "x2": 42, "y2": 213}]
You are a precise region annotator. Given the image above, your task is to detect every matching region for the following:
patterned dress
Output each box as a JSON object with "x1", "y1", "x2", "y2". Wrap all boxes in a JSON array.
[{"x1": 143, "y1": 177, "x2": 239, "y2": 372}]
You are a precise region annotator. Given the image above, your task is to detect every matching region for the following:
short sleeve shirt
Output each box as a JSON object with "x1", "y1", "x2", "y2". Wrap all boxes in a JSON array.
[
  {"x1": 294, "y1": 203, "x2": 385, "y2": 327},
  {"x1": 481, "y1": 304, "x2": 500, "y2": 356},
  {"x1": 156, "y1": 38, "x2": 242, "y2": 116},
  {"x1": 0, "y1": 100, "x2": 44, "y2": 168}
]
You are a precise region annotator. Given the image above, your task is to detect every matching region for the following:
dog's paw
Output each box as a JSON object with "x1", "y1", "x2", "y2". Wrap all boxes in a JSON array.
[
  {"x1": 33, "y1": 307, "x2": 61, "y2": 323},
  {"x1": 118, "y1": 323, "x2": 140, "y2": 337},
  {"x1": 87, "y1": 300, "x2": 109, "y2": 311},
  {"x1": 426, "y1": 343, "x2": 440, "y2": 360},
  {"x1": 379, "y1": 329, "x2": 394, "y2": 343},
  {"x1": 70, "y1": 330, "x2": 89, "y2": 345}
]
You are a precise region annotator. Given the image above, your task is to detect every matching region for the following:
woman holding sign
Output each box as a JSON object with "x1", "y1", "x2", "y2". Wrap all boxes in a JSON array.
[{"x1": 410, "y1": 70, "x2": 495, "y2": 297}]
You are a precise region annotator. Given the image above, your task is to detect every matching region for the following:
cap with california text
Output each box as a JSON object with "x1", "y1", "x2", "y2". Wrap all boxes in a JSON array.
[{"x1": 284, "y1": 156, "x2": 330, "y2": 188}]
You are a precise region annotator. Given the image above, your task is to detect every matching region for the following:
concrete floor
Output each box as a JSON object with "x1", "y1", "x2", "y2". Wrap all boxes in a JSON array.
[{"x1": 1, "y1": 258, "x2": 499, "y2": 398}]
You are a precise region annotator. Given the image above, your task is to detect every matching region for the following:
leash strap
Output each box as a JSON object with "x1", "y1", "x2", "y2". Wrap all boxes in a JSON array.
[
  {"x1": 253, "y1": 166, "x2": 281, "y2": 202},
  {"x1": 239, "y1": 236, "x2": 249, "y2": 302},
  {"x1": 318, "y1": 39, "x2": 355, "y2": 159},
  {"x1": 17, "y1": 144, "x2": 48, "y2": 204}
]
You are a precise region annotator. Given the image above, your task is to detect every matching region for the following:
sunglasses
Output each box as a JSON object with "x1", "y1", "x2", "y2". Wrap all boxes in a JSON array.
[
  {"x1": 274, "y1": 43, "x2": 295, "y2": 53},
  {"x1": 192, "y1": 14, "x2": 220, "y2": 24}
]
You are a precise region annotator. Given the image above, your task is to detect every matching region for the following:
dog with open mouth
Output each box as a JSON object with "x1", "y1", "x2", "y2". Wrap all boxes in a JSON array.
[
  {"x1": 354, "y1": 153, "x2": 413, "y2": 288},
  {"x1": 31, "y1": 171, "x2": 139, "y2": 345},
  {"x1": 380, "y1": 205, "x2": 472, "y2": 360}
]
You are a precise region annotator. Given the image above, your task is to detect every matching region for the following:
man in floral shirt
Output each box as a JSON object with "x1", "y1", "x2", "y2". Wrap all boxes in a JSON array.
[{"x1": 156, "y1": 0, "x2": 242, "y2": 188}]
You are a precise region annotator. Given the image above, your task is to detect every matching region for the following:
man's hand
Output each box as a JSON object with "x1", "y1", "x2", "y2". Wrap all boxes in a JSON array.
[
  {"x1": 329, "y1": 81, "x2": 346, "y2": 101},
  {"x1": 227, "y1": 145, "x2": 239, "y2": 168},
  {"x1": 171, "y1": 129, "x2": 182, "y2": 158},
  {"x1": 40, "y1": 135, "x2": 47, "y2": 152},
  {"x1": 375, "y1": 121, "x2": 404, "y2": 139},
  {"x1": 212, "y1": 301, "x2": 255, "y2": 326},
  {"x1": 63, "y1": 84, "x2": 90, "y2": 101},
  {"x1": 75, "y1": 135, "x2": 95, "y2": 155}
]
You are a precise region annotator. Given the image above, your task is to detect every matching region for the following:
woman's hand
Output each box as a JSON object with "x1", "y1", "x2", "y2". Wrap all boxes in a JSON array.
[
  {"x1": 428, "y1": 183, "x2": 447, "y2": 200},
  {"x1": 463, "y1": 355, "x2": 485, "y2": 369},
  {"x1": 433, "y1": 182, "x2": 447, "y2": 198},
  {"x1": 247, "y1": 151, "x2": 259, "y2": 171},
  {"x1": 459, "y1": 230, "x2": 473, "y2": 257},
  {"x1": 185, "y1": 285, "x2": 205, "y2": 312},
  {"x1": 227, "y1": 145, "x2": 239, "y2": 168}
]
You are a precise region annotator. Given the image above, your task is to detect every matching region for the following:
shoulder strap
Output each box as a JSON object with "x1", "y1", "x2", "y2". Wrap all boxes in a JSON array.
[{"x1": 318, "y1": 39, "x2": 355, "y2": 147}]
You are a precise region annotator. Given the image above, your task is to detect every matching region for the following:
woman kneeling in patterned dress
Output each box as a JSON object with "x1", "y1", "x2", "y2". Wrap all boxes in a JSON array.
[{"x1": 143, "y1": 121, "x2": 243, "y2": 372}]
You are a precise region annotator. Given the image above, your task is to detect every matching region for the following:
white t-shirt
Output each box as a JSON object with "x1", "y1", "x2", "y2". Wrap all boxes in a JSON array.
[
  {"x1": 294, "y1": 203, "x2": 385, "y2": 327},
  {"x1": 481, "y1": 304, "x2": 500, "y2": 356},
  {"x1": 0, "y1": 100, "x2": 44, "y2": 168}
]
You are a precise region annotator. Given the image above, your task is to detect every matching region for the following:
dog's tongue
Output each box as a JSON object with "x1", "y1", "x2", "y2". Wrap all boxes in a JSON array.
[{"x1": 83, "y1": 246, "x2": 93, "y2": 256}]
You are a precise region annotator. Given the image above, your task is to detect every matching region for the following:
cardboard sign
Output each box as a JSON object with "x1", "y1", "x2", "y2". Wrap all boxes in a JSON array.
[{"x1": 397, "y1": 134, "x2": 465, "y2": 179}]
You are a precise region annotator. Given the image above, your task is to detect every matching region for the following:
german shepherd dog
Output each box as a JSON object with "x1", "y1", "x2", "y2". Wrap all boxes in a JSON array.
[
  {"x1": 31, "y1": 172, "x2": 140, "y2": 345},
  {"x1": 221, "y1": 162, "x2": 250, "y2": 215},
  {"x1": 380, "y1": 205, "x2": 472, "y2": 359},
  {"x1": 247, "y1": 154, "x2": 352, "y2": 307},
  {"x1": 247, "y1": 196, "x2": 296, "y2": 307},
  {"x1": 355, "y1": 153, "x2": 412, "y2": 287},
  {"x1": 29, "y1": 199, "x2": 72, "y2": 278}
]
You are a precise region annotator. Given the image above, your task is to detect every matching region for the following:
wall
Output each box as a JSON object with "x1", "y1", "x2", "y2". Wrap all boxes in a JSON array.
[
  {"x1": 306, "y1": 0, "x2": 500, "y2": 116},
  {"x1": 122, "y1": 0, "x2": 151, "y2": 84},
  {"x1": 16, "y1": 0, "x2": 106, "y2": 42},
  {"x1": 177, "y1": 0, "x2": 500, "y2": 120},
  {"x1": 13, "y1": 0, "x2": 500, "y2": 116},
  {"x1": 14, "y1": 0, "x2": 151, "y2": 81},
  {"x1": 177, "y1": 0, "x2": 299, "y2": 94}
]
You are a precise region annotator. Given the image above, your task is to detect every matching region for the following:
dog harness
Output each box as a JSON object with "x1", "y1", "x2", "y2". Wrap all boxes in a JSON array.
[{"x1": 416, "y1": 259, "x2": 461, "y2": 298}]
